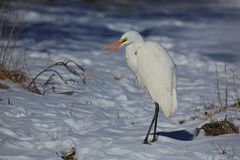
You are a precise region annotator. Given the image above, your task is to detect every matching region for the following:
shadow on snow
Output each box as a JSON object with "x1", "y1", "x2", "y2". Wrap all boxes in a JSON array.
[{"x1": 155, "y1": 130, "x2": 194, "y2": 141}]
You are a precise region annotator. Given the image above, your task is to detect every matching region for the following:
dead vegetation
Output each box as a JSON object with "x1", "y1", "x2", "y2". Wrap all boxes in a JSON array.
[
  {"x1": 194, "y1": 63, "x2": 240, "y2": 136},
  {"x1": 58, "y1": 147, "x2": 77, "y2": 160},
  {"x1": 0, "y1": 0, "x2": 28, "y2": 88},
  {"x1": 177, "y1": 62, "x2": 240, "y2": 137},
  {"x1": 0, "y1": 55, "x2": 86, "y2": 95},
  {"x1": 0, "y1": 66, "x2": 27, "y2": 89},
  {"x1": 202, "y1": 63, "x2": 239, "y2": 136},
  {"x1": 229, "y1": 99, "x2": 240, "y2": 108},
  {"x1": 0, "y1": 1, "x2": 86, "y2": 94},
  {"x1": 195, "y1": 117, "x2": 239, "y2": 136},
  {"x1": 0, "y1": 67, "x2": 28, "y2": 84},
  {"x1": 0, "y1": 0, "x2": 22, "y2": 69},
  {"x1": 26, "y1": 60, "x2": 86, "y2": 95}
]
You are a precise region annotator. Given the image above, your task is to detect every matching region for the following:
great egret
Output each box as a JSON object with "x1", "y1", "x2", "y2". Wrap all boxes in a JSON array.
[{"x1": 106, "y1": 31, "x2": 177, "y2": 144}]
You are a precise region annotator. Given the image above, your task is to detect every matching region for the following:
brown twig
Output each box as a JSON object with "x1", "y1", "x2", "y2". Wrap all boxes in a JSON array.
[
  {"x1": 26, "y1": 60, "x2": 85, "y2": 95},
  {"x1": 224, "y1": 60, "x2": 228, "y2": 111},
  {"x1": 215, "y1": 63, "x2": 223, "y2": 110}
]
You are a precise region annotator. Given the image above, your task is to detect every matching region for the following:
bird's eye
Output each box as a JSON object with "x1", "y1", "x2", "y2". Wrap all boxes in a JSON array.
[{"x1": 121, "y1": 38, "x2": 127, "y2": 43}]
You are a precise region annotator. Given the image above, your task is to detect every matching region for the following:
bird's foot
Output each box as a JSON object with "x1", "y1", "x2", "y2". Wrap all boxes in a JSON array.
[
  {"x1": 151, "y1": 136, "x2": 158, "y2": 142},
  {"x1": 143, "y1": 139, "x2": 150, "y2": 145}
]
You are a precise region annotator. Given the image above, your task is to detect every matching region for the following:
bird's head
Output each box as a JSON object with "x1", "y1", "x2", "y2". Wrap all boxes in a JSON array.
[{"x1": 105, "y1": 31, "x2": 143, "y2": 54}]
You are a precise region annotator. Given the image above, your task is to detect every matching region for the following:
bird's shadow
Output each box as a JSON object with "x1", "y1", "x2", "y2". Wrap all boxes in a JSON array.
[{"x1": 154, "y1": 130, "x2": 194, "y2": 141}]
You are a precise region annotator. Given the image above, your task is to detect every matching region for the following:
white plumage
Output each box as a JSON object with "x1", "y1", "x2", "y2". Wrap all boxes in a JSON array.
[
  {"x1": 137, "y1": 41, "x2": 177, "y2": 117},
  {"x1": 106, "y1": 31, "x2": 177, "y2": 144},
  {"x1": 122, "y1": 31, "x2": 177, "y2": 117}
]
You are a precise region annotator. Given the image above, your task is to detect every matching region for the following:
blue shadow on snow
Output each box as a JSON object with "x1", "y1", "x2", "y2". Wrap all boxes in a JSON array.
[{"x1": 155, "y1": 130, "x2": 194, "y2": 141}]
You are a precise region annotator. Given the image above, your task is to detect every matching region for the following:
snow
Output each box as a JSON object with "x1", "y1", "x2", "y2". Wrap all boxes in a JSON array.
[{"x1": 1, "y1": 1, "x2": 240, "y2": 160}]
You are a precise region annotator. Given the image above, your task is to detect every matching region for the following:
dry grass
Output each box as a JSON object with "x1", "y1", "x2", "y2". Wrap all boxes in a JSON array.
[
  {"x1": 26, "y1": 60, "x2": 86, "y2": 95},
  {"x1": 59, "y1": 147, "x2": 77, "y2": 160},
  {"x1": 195, "y1": 118, "x2": 239, "y2": 136},
  {"x1": 0, "y1": 2, "x2": 86, "y2": 94},
  {"x1": 229, "y1": 99, "x2": 240, "y2": 108},
  {"x1": 0, "y1": 0, "x2": 28, "y2": 89},
  {"x1": 193, "y1": 64, "x2": 240, "y2": 137},
  {"x1": 0, "y1": 67, "x2": 28, "y2": 84},
  {"x1": 0, "y1": 0, "x2": 20, "y2": 69},
  {"x1": 0, "y1": 59, "x2": 86, "y2": 94}
]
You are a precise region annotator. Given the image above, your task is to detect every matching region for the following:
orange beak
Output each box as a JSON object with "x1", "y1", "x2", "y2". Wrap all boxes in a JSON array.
[{"x1": 104, "y1": 39, "x2": 122, "y2": 55}]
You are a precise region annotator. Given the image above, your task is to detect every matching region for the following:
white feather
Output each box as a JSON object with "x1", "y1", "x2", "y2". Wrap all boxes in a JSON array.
[
  {"x1": 122, "y1": 31, "x2": 177, "y2": 117},
  {"x1": 136, "y1": 41, "x2": 177, "y2": 117}
]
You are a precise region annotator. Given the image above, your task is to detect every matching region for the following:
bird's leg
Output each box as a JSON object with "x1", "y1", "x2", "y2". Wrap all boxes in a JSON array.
[
  {"x1": 143, "y1": 105, "x2": 157, "y2": 144},
  {"x1": 152, "y1": 102, "x2": 159, "y2": 142}
]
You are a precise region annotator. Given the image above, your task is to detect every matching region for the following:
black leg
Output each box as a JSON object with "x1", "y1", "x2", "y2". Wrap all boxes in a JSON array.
[
  {"x1": 143, "y1": 102, "x2": 158, "y2": 144},
  {"x1": 152, "y1": 102, "x2": 159, "y2": 142},
  {"x1": 143, "y1": 111, "x2": 156, "y2": 144}
]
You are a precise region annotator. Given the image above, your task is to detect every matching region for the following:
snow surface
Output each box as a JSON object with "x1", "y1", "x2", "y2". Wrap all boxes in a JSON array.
[{"x1": 1, "y1": 1, "x2": 240, "y2": 159}]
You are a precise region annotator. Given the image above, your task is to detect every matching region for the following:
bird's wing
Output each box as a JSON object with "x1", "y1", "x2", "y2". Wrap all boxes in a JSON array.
[{"x1": 137, "y1": 41, "x2": 177, "y2": 117}]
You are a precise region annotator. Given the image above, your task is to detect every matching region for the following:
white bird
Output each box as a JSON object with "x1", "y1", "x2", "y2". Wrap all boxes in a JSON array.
[{"x1": 105, "y1": 31, "x2": 177, "y2": 144}]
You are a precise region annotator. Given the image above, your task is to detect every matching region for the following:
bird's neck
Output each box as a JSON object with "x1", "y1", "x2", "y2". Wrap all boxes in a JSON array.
[
  {"x1": 125, "y1": 44, "x2": 138, "y2": 56},
  {"x1": 126, "y1": 41, "x2": 143, "y2": 54},
  {"x1": 125, "y1": 42, "x2": 143, "y2": 73},
  {"x1": 134, "y1": 39, "x2": 144, "y2": 48}
]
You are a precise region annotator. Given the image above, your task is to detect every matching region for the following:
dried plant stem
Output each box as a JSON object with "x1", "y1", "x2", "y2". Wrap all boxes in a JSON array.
[
  {"x1": 224, "y1": 61, "x2": 228, "y2": 111},
  {"x1": 215, "y1": 63, "x2": 223, "y2": 110},
  {"x1": 0, "y1": 1, "x2": 18, "y2": 68},
  {"x1": 227, "y1": 64, "x2": 240, "y2": 99},
  {"x1": 26, "y1": 60, "x2": 85, "y2": 95}
]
